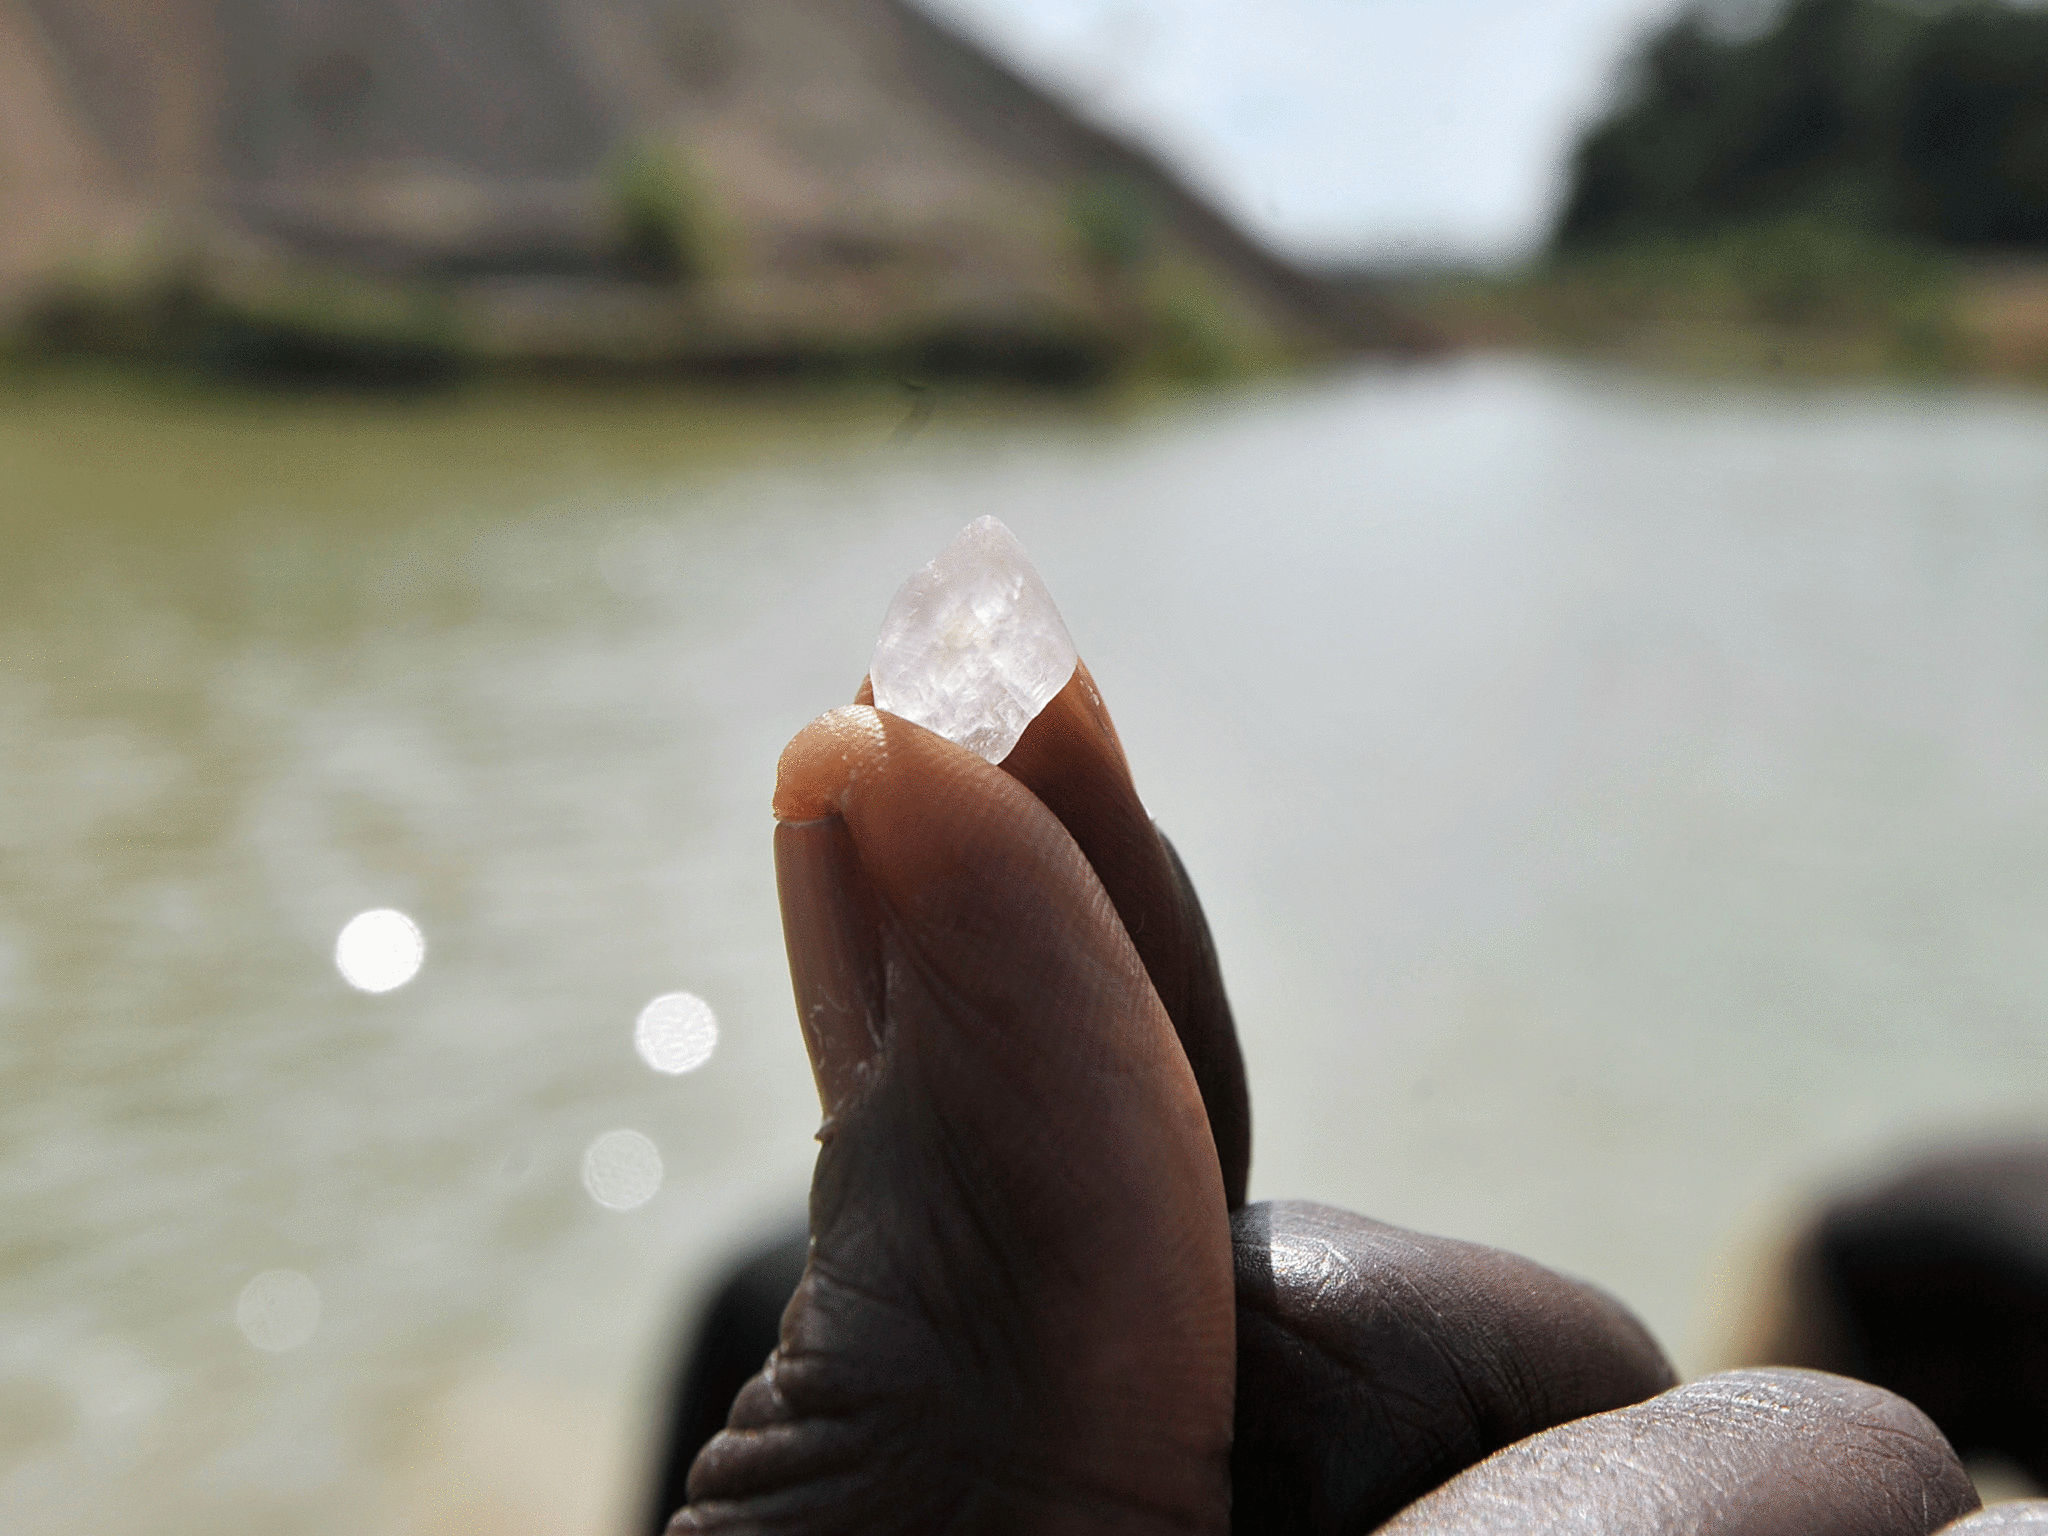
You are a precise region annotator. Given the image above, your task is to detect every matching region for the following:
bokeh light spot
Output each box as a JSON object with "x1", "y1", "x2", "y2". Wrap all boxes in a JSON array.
[
  {"x1": 236, "y1": 1269, "x2": 321, "y2": 1352},
  {"x1": 582, "y1": 1129, "x2": 663, "y2": 1211},
  {"x1": 334, "y1": 909, "x2": 424, "y2": 993},
  {"x1": 634, "y1": 992, "x2": 718, "y2": 1075}
]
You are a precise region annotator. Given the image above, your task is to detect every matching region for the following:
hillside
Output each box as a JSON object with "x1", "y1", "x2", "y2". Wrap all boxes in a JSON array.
[{"x1": 0, "y1": 0, "x2": 1393, "y2": 379}]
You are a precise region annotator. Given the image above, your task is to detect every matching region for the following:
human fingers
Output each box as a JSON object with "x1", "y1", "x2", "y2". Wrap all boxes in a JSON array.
[
  {"x1": 1376, "y1": 1367, "x2": 1976, "y2": 1536},
  {"x1": 1938, "y1": 1505, "x2": 2048, "y2": 1531},
  {"x1": 1745, "y1": 1142, "x2": 2048, "y2": 1487},
  {"x1": 1230, "y1": 1200, "x2": 1676, "y2": 1535},
  {"x1": 675, "y1": 706, "x2": 1235, "y2": 1535},
  {"x1": 643, "y1": 1224, "x2": 808, "y2": 1536},
  {"x1": 855, "y1": 660, "x2": 1253, "y2": 1208}
]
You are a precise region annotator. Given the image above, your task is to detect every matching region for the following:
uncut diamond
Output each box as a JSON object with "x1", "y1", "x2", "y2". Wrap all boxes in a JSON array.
[{"x1": 869, "y1": 516, "x2": 1078, "y2": 763}]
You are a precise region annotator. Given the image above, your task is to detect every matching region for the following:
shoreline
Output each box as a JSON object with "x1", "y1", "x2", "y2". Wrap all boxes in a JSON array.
[{"x1": 1385, "y1": 250, "x2": 2048, "y2": 390}]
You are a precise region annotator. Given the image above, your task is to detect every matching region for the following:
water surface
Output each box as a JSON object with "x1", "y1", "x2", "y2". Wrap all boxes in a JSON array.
[{"x1": 7, "y1": 359, "x2": 2048, "y2": 1533}]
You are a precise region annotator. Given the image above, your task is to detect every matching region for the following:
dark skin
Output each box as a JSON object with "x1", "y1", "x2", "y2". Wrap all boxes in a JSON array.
[
  {"x1": 673, "y1": 664, "x2": 1998, "y2": 1534},
  {"x1": 1755, "y1": 1144, "x2": 2048, "y2": 1491}
]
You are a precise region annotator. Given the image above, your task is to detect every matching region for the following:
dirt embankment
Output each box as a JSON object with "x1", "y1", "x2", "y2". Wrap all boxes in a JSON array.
[{"x1": 1, "y1": 0, "x2": 1403, "y2": 380}]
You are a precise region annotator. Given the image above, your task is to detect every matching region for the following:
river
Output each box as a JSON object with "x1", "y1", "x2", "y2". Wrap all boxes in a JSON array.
[{"x1": 6, "y1": 357, "x2": 2048, "y2": 1532}]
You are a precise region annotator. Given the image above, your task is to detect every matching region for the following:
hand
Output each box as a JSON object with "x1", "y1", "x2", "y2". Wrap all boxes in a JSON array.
[
  {"x1": 670, "y1": 666, "x2": 1986, "y2": 1534},
  {"x1": 1751, "y1": 1143, "x2": 2048, "y2": 1498}
]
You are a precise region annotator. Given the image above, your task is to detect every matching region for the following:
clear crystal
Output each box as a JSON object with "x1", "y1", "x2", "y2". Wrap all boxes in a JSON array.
[{"x1": 869, "y1": 516, "x2": 1078, "y2": 763}]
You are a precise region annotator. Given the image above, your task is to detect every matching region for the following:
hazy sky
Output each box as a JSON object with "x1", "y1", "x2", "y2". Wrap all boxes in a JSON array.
[{"x1": 924, "y1": 0, "x2": 1698, "y2": 266}]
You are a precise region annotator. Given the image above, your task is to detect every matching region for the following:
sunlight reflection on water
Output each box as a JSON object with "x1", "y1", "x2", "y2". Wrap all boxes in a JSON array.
[
  {"x1": 634, "y1": 992, "x2": 719, "y2": 1075},
  {"x1": 236, "y1": 1270, "x2": 321, "y2": 1352},
  {"x1": 333, "y1": 909, "x2": 425, "y2": 993},
  {"x1": 581, "y1": 1130, "x2": 664, "y2": 1211}
]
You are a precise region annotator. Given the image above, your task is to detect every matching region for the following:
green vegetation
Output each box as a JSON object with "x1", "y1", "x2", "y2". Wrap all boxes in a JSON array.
[
  {"x1": 10, "y1": 259, "x2": 468, "y2": 385},
  {"x1": 2, "y1": 252, "x2": 1155, "y2": 391},
  {"x1": 1061, "y1": 174, "x2": 1296, "y2": 383},
  {"x1": 0, "y1": 161, "x2": 1302, "y2": 393},
  {"x1": 1068, "y1": 174, "x2": 1156, "y2": 277},
  {"x1": 606, "y1": 140, "x2": 715, "y2": 284},
  {"x1": 1414, "y1": 0, "x2": 2048, "y2": 381},
  {"x1": 1140, "y1": 260, "x2": 1293, "y2": 383},
  {"x1": 1559, "y1": 0, "x2": 2048, "y2": 250},
  {"x1": 1425, "y1": 220, "x2": 1963, "y2": 376}
]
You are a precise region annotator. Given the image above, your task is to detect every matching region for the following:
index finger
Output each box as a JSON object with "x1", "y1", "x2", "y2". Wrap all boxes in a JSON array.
[{"x1": 857, "y1": 658, "x2": 1253, "y2": 1208}]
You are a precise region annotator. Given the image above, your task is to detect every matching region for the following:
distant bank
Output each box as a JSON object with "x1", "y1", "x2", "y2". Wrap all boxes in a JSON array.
[
  {"x1": 1371, "y1": 242, "x2": 2048, "y2": 385},
  {"x1": 0, "y1": 0, "x2": 1410, "y2": 384},
  {"x1": 1339, "y1": 0, "x2": 2048, "y2": 386},
  {"x1": 1427, "y1": 0, "x2": 2048, "y2": 384}
]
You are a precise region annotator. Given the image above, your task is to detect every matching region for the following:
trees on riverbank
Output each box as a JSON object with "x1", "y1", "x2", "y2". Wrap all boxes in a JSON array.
[
  {"x1": 1558, "y1": 0, "x2": 2048, "y2": 252},
  {"x1": 1412, "y1": 0, "x2": 2048, "y2": 380}
]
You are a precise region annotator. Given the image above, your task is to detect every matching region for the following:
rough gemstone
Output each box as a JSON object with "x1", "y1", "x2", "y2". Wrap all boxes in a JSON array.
[{"x1": 869, "y1": 516, "x2": 1078, "y2": 764}]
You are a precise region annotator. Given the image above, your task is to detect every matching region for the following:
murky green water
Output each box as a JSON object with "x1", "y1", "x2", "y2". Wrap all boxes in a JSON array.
[{"x1": 8, "y1": 359, "x2": 2048, "y2": 1533}]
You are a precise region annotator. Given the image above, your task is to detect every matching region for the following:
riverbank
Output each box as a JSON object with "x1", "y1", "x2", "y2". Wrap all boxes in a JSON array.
[
  {"x1": 31, "y1": 234, "x2": 2042, "y2": 396},
  {"x1": 1383, "y1": 234, "x2": 2048, "y2": 386},
  {"x1": 1, "y1": 252, "x2": 1307, "y2": 390}
]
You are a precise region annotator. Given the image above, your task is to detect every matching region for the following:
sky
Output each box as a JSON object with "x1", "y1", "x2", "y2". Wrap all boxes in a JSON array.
[{"x1": 923, "y1": 0, "x2": 1701, "y2": 267}]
